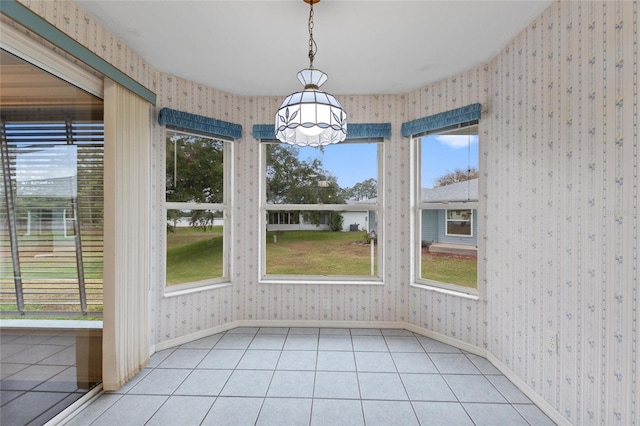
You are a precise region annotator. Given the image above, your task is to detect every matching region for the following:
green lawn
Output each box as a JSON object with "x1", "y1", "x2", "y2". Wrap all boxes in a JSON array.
[
  {"x1": 167, "y1": 228, "x2": 477, "y2": 288},
  {"x1": 0, "y1": 303, "x2": 103, "y2": 319},
  {"x1": 1, "y1": 228, "x2": 477, "y2": 314},
  {"x1": 266, "y1": 230, "x2": 376, "y2": 276},
  {"x1": 421, "y1": 253, "x2": 477, "y2": 289},
  {"x1": 166, "y1": 226, "x2": 224, "y2": 285}
]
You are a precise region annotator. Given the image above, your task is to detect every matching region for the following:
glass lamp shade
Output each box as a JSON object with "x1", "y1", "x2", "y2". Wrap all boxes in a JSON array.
[{"x1": 275, "y1": 69, "x2": 347, "y2": 147}]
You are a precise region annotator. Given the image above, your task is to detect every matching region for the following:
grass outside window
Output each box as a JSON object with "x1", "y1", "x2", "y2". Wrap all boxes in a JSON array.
[
  {"x1": 166, "y1": 226, "x2": 224, "y2": 285},
  {"x1": 266, "y1": 230, "x2": 377, "y2": 276},
  {"x1": 420, "y1": 251, "x2": 477, "y2": 289}
]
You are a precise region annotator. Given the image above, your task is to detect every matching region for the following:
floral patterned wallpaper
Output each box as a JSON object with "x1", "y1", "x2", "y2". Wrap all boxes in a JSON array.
[
  {"x1": 13, "y1": 0, "x2": 637, "y2": 424},
  {"x1": 16, "y1": 0, "x2": 155, "y2": 92},
  {"x1": 150, "y1": 75, "x2": 241, "y2": 342},
  {"x1": 405, "y1": 66, "x2": 488, "y2": 348},
  {"x1": 483, "y1": 2, "x2": 637, "y2": 424},
  {"x1": 243, "y1": 92, "x2": 416, "y2": 324}
]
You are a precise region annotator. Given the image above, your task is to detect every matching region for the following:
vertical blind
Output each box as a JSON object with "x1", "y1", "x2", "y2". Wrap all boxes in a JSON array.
[{"x1": 102, "y1": 79, "x2": 150, "y2": 390}]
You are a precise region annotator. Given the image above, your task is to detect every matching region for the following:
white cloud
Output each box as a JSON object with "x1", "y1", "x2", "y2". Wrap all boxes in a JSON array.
[{"x1": 434, "y1": 135, "x2": 478, "y2": 148}]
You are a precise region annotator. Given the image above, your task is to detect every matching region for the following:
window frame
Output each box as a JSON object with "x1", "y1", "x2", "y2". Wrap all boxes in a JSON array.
[
  {"x1": 163, "y1": 128, "x2": 233, "y2": 294},
  {"x1": 412, "y1": 122, "x2": 480, "y2": 297},
  {"x1": 445, "y1": 209, "x2": 473, "y2": 237},
  {"x1": 268, "y1": 211, "x2": 301, "y2": 225},
  {"x1": 259, "y1": 139, "x2": 384, "y2": 285}
]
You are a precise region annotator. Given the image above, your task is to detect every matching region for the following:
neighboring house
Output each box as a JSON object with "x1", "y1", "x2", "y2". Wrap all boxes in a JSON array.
[
  {"x1": 421, "y1": 179, "x2": 478, "y2": 248},
  {"x1": 265, "y1": 179, "x2": 477, "y2": 241},
  {"x1": 266, "y1": 209, "x2": 376, "y2": 233},
  {"x1": 343, "y1": 180, "x2": 479, "y2": 245},
  {"x1": 266, "y1": 211, "x2": 331, "y2": 231},
  {"x1": 343, "y1": 205, "x2": 376, "y2": 233}
]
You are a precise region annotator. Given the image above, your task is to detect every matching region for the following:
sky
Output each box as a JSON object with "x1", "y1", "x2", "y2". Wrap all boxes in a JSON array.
[
  {"x1": 300, "y1": 143, "x2": 377, "y2": 188},
  {"x1": 298, "y1": 134, "x2": 479, "y2": 189},
  {"x1": 421, "y1": 134, "x2": 479, "y2": 188}
]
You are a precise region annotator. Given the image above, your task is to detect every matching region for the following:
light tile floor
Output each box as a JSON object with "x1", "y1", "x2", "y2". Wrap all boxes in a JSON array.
[
  {"x1": 0, "y1": 327, "x2": 101, "y2": 426},
  {"x1": 67, "y1": 327, "x2": 556, "y2": 425}
]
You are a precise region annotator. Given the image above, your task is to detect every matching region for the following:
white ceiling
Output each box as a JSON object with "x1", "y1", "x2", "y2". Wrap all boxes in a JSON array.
[{"x1": 76, "y1": 0, "x2": 553, "y2": 97}]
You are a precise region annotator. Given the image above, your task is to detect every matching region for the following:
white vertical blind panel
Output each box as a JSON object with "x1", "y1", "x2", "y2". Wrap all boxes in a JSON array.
[{"x1": 102, "y1": 78, "x2": 150, "y2": 390}]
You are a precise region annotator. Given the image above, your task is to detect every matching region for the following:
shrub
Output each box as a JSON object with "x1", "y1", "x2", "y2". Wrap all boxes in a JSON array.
[{"x1": 329, "y1": 212, "x2": 344, "y2": 232}]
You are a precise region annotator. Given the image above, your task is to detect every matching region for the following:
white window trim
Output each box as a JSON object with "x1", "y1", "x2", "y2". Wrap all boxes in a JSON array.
[
  {"x1": 445, "y1": 209, "x2": 474, "y2": 238},
  {"x1": 412, "y1": 129, "x2": 480, "y2": 296},
  {"x1": 258, "y1": 141, "x2": 384, "y2": 284},
  {"x1": 1, "y1": 23, "x2": 103, "y2": 99},
  {"x1": 163, "y1": 129, "x2": 233, "y2": 294}
]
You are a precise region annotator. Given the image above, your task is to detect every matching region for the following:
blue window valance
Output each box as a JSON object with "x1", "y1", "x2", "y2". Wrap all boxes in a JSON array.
[
  {"x1": 401, "y1": 103, "x2": 482, "y2": 138},
  {"x1": 253, "y1": 123, "x2": 391, "y2": 140},
  {"x1": 252, "y1": 124, "x2": 277, "y2": 140},
  {"x1": 159, "y1": 108, "x2": 242, "y2": 139}
]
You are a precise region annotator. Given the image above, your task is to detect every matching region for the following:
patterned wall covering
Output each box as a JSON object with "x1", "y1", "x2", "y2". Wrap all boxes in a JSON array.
[
  {"x1": 150, "y1": 75, "x2": 241, "y2": 342},
  {"x1": 405, "y1": 66, "x2": 488, "y2": 348},
  {"x1": 484, "y1": 1, "x2": 637, "y2": 424},
  {"x1": 235, "y1": 93, "x2": 410, "y2": 326},
  {"x1": 149, "y1": 83, "x2": 414, "y2": 340},
  {"x1": 16, "y1": 0, "x2": 155, "y2": 93},
  {"x1": 13, "y1": 0, "x2": 637, "y2": 423}
]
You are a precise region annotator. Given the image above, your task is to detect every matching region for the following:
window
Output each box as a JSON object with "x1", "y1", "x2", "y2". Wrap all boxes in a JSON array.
[
  {"x1": 446, "y1": 209, "x2": 473, "y2": 237},
  {"x1": 416, "y1": 123, "x2": 478, "y2": 293},
  {"x1": 165, "y1": 130, "x2": 231, "y2": 289},
  {"x1": 260, "y1": 140, "x2": 382, "y2": 282},
  {"x1": 268, "y1": 211, "x2": 300, "y2": 225},
  {"x1": 0, "y1": 49, "x2": 104, "y2": 316}
]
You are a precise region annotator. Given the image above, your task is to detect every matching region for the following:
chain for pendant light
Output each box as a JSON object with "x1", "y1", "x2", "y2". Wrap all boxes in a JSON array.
[{"x1": 308, "y1": 0, "x2": 318, "y2": 68}]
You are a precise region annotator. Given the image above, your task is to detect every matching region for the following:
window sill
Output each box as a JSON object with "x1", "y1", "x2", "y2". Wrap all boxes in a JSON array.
[
  {"x1": 164, "y1": 282, "x2": 232, "y2": 298},
  {"x1": 411, "y1": 282, "x2": 479, "y2": 300},
  {"x1": 260, "y1": 277, "x2": 384, "y2": 286}
]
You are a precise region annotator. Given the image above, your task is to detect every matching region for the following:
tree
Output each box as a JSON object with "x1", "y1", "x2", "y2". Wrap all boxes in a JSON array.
[
  {"x1": 166, "y1": 135, "x2": 224, "y2": 231},
  {"x1": 434, "y1": 167, "x2": 478, "y2": 187},
  {"x1": 266, "y1": 144, "x2": 342, "y2": 204},
  {"x1": 266, "y1": 144, "x2": 344, "y2": 229},
  {"x1": 341, "y1": 178, "x2": 377, "y2": 201}
]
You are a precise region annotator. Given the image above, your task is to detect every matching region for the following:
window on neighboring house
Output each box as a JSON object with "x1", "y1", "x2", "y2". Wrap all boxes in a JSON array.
[
  {"x1": 260, "y1": 140, "x2": 382, "y2": 282},
  {"x1": 165, "y1": 130, "x2": 231, "y2": 289},
  {"x1": 416, "y1": 123, "x2": 479, "y2": 293},
  {"x1": 446, "y1": 209, "x2": 473, "y2": 237},
  {"x1": 268, "y1": 211, "x2": 300, "y2": 225}
]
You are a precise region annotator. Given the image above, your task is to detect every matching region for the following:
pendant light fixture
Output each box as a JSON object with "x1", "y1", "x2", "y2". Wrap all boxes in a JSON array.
[{"x1": 275, "y1": 0, "x2": 347, "y2": 147}]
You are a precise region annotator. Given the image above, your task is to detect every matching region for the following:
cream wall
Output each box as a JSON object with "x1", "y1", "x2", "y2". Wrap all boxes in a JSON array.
[
  {"x1": 13, "y1": 0, "x2": 638, "y2": 424},
  {"x1": 236, "y1": 93, "x2": 409, "y2": 325},
  {"x1": 150, "y1": 75, "x2": 240, "y2": 342},
  {"x1": 405, "y1": 67, "x2": 489, "y2": 348},
  {"x1": 15, "y1": 0, "x2": 155, "y2": 93},
  {"x1": 483, "y1": 2, "x2": 637, "y2": 424},
  {"x1": 151, "y1": 84, "x2": 413, "y2": 332}
]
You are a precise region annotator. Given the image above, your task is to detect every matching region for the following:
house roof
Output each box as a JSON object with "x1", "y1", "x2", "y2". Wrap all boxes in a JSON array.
[
  {"x1": 421, "y1": 178, "x2": 478, "y2": 203},
  {"x1": 352, "y1": 178, "x2": 478, "y2": 204}
]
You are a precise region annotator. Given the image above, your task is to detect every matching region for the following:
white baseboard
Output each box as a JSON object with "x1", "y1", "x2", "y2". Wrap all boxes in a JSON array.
[
  {"x1": 485, "y1": 352, "x2": 570, "y2": 426},
  {"x1": 403, "y1": 323, "x2": 487, "y2": 357},
  {"x1": 237, "y1": 319, "x2": 407, "y2": 330},
  {"x1": 151, "y1": 321, "x2": 240, "y2": 353}
]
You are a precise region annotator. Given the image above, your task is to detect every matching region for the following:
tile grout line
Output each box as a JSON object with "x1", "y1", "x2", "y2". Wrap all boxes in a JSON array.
[{"x1": 64, "y1": 327, "x2": 557, "y2": 426}]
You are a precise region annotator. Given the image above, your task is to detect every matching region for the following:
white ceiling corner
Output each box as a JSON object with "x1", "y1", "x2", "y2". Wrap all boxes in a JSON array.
[{"x1": 76, "y1": 0, "x2": 554, "y2": 97}]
